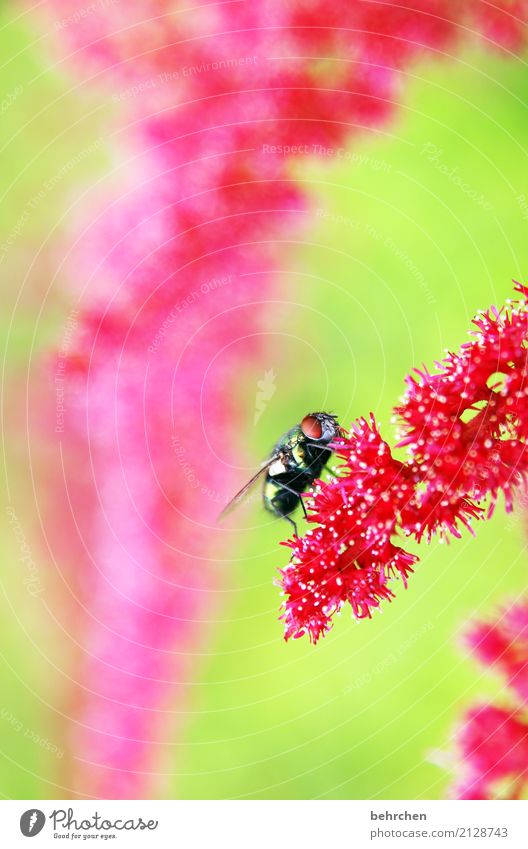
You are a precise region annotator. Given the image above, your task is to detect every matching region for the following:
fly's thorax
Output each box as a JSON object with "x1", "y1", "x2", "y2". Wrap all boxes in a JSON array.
[
  {"x1": 269, "y1": 426, "x2": 307, "y2": 474},
  {"x1": 284, "y1": 428, "x2": 309, "y2": 468},
  {"x1": 291, "y1": 439, "x2": 307, "y2": 469}
]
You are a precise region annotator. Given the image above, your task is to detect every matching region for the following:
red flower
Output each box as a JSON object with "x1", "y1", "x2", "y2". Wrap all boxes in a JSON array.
[
  {"x1": 396, "y1": 283, "x2": 528, "y2": 513},
  {"x1": 451, "y1": 602, "x2": 528, "y2": 799},
  {"x1": 279, "y1": 416, "x2": 418, "y2": 642},
  {"x1": 465, "y1": 601, "x2": 528, "y2": 712},
  {"x1": 279, "y1": 285, "x2": 528, "y2": 642},
  {"x1": 454, "y1": 705, "x2": 528, "y2": 800}
]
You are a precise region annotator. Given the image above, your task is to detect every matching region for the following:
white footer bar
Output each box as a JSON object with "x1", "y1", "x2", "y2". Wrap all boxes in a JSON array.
[{"x1": 2, "y1": 800, "x2": 527, "y2": 848}]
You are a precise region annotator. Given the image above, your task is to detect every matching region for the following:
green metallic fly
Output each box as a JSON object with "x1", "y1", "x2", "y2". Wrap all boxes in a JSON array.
[{"x1": 219, "y1": 412, "x2": 342, "y2": 535}]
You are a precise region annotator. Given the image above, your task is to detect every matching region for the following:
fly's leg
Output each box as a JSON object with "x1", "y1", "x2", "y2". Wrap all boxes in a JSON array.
[
  {"x1": 304, "y1": 442, "x2": 338, "y2": 480},
  {"x1": 269, "y1": 491, "x2": 299, "y2": 540},
  {"x1": 283, "y1": 514, "x2": 298, "y2": 539}
]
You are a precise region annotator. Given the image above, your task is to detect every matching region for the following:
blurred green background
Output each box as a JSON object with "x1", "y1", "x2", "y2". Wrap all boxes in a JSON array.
[{"x1": 1, "y1": 9, "x2": 527, "y2": 799}]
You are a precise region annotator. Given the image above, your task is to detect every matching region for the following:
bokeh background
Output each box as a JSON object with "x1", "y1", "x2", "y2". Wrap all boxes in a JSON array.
[{"x1": 1, "y1": 4, "x2": 527, "y2": 799}]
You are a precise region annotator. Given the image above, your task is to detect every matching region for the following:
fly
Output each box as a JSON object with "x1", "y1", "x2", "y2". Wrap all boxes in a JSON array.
[{"x1": 218, "y1": 412, "x2": 342, "y2": 535}]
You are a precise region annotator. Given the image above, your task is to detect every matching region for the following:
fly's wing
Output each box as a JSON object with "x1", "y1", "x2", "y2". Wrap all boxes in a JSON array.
[{"x1": 217, "y1": 455, "x2": 280, "y2": 522}]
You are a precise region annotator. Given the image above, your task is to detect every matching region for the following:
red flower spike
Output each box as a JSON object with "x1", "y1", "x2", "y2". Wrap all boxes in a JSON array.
[
  {"x1": 279, "y1": 416, "x2": 419, "y2": 642},
  {"x1": 396, "y1": 290, "x2": 528, "y2": 511},
  {"x1": 279, "y1": 286, "x2": 528, "y2": 642}
]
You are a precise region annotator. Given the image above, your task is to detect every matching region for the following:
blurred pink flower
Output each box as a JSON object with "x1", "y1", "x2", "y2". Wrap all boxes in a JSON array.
[
  {"x1": 452, "y1": 602, "x2": 528, "y2": 799},
  {"x1": 466, "y1": 602, "x2": 528, "y2": 704}
]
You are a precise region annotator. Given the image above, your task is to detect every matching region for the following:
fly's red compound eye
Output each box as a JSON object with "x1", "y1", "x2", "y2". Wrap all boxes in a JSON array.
[{"x1": 301, "y1": 415, "x2": 323, "y2": 439}]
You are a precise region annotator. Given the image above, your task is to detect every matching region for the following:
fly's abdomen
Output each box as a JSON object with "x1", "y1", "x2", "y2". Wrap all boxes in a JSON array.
[{"x1": 263, "y1": 476, "x2": 302, "y2": 519}]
